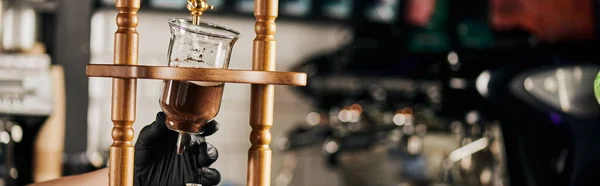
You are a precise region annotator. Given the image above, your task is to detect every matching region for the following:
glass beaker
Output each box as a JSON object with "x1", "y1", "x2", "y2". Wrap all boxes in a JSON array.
[{"x1": 160, "y1": 18, "x2": 240, "y2": 135}]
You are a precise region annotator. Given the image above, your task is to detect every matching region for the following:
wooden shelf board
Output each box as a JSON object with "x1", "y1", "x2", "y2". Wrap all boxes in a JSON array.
[{"x1": 86, "y1": 64, "x2": 307, "y2": 86}]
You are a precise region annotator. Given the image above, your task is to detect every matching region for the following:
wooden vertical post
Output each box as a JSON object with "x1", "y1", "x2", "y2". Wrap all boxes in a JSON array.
[
  {"x1": 248, "y1": 0, "x2": 277, "y2": 185},
  {"x1": 110, "y1": 0, "x2": 139, "y2": 186}
]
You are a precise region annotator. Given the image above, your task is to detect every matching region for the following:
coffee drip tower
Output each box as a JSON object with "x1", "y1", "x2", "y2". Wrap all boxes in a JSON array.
[{"x1": 86, "y1": 0, "x2": 307, "y2": 185}]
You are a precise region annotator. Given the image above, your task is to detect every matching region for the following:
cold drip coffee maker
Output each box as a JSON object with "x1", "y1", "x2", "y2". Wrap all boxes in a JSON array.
[
  {"x1": 160, "y1": 3, "x2": 240, "y2": 153},
  {"x1": 86, "y1": 0, "x2": 307, "y2": 185}
]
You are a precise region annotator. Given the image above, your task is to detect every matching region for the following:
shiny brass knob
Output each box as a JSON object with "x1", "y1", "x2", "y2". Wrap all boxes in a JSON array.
[{"x1": 187, "y1": 0, "x2": 214, "y2": 25}]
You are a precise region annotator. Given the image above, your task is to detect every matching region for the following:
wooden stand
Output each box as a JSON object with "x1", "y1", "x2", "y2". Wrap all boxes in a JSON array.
[{"x1": 86, "y1": 0, "x2": 303, "y2": 186}]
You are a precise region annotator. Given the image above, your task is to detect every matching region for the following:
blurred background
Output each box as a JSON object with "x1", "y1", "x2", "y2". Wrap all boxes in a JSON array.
[{"x1": 0, "y1": 0, "x2": 599, "y2": 186}]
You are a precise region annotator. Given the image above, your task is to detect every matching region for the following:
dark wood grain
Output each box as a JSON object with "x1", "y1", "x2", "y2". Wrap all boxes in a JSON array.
[{"x1": 86, "y1": 64, "x2": 307, "y2": 86}]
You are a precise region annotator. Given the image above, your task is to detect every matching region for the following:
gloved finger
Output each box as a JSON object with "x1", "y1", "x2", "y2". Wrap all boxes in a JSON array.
[
  {"x1": 185, "y1": 141, "x2": 201, "y2": 154},
  {"x1": 199, "y1": 167, "x2": 221, "y2": 186},
  {"x1": 200, "y1": 120, "x2": 219, "y2": 137},
  {"x1": 136, "y1": 112, "x2": 177, "y2": 149},
  {"x1": 196, "y1": 142, "x2": 219, "y2": 166}
]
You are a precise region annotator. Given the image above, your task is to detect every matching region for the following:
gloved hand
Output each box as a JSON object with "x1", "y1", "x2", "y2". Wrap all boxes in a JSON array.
[{"x1": 134, "y1": 112, "x2": 221, "y2": 186}]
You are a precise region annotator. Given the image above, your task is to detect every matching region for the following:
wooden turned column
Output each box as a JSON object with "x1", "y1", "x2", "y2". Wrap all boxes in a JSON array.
[
  {"x1": 110, "y1": 0, "x2": 139, "y2": 186},
  {"x1": 248, "y1": 0, "x2": 277, "y2": 186}
]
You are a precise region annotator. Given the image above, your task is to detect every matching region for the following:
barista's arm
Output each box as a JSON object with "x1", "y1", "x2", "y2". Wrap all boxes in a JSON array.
[{"x1": 27, "y1": 168, "x2": 108, "y2": 186}]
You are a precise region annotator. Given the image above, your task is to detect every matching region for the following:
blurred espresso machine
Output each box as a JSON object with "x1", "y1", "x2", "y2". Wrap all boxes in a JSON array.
[
  {"x1": 0, "y1": 54, "x2": 64, "y2": 185},
  {"x1": 281, "y1": 45, "x2": 600, "y2": 186},
  {"x1": 274, "y1": 0, "x2": 600, "y2": 186}
]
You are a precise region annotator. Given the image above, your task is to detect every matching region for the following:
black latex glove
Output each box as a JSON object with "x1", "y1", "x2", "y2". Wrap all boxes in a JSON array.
[{"x1": 134, "y1": 112, "x2": 221, "y2": 186}]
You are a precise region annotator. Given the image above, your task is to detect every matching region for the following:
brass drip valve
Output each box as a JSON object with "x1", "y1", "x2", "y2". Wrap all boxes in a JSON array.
[{"x1": 187, "y1": 0, "x2": 213, "y2": 25}]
